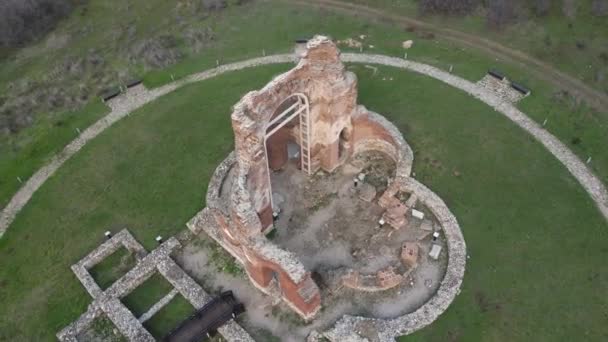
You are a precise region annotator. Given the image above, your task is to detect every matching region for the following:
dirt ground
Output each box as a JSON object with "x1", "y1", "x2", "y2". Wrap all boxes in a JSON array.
[{"x1": 175, "y1": 151, "x2": 448, "y2": 341}]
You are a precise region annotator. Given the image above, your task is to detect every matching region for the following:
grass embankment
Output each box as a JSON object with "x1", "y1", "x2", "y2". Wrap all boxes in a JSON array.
[{"x1": 0, "y1": 63, "x2": 606, "y2": 340}]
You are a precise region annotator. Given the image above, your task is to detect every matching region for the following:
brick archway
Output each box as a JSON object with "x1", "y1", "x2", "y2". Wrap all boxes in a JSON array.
[{"x1": 263, "y1": 93, "x2": 310, "y2": 214}]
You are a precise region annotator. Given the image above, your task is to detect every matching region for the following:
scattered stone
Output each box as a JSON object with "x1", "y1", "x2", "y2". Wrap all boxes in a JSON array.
[
  {"x1": 400, "y1": 242, "x2": 419, "y2": 268},
  {"x1": 419, "y1": 219, "x2": 433, "y2": 231},
  {"x1": 357, "y1": 182, "x2": 376, "y2": 202},
  {"x1": 402, "y1": 40, "x2": 414, "y2": 49},
  {"x1": 337, "y1": 38, "x2": 362, "y2": 49},
  {"x1": 429, "y1": 244, "x2": 442, "y2": 260},
  {"x1": 412, "y1": 209, "x2": 425, "y2": 220},
  {"x1": 383, "y1": 201, "x2": 408, "y2": 229}
]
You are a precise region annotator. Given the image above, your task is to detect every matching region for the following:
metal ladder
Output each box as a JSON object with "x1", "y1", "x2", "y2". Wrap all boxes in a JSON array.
[{"x1": 299, "y1": 97, "x2": 312, "y2": 175}]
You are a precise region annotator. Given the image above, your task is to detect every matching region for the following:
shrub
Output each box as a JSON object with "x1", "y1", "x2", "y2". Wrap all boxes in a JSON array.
[{"x1": 0, "y1": 0, "x2": 80, "y2": 47}]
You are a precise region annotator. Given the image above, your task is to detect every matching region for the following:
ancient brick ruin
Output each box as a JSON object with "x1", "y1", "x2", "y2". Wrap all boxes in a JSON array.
[{"x1": 187, "y1": 35, "x2": 435, "y2": 320}]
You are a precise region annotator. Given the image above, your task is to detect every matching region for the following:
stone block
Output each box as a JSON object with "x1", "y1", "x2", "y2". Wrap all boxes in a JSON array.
[
  {"x1": 429, "y1": 244, "x2": 442, "y2": 260},
  {"x1": 400, "y1": 242, "x2": 419, "y2": 268}
]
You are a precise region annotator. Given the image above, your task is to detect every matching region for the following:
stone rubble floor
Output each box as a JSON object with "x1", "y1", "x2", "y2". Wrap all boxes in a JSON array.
[{"x1": 269, "y1": 153, "x2": 447, "y2": 319}]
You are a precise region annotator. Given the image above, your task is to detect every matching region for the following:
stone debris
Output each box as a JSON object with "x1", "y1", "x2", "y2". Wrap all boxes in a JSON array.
[
  {"x1": 337, "y1": 38, "x2": 363, "y2": 49},
  {"x1": 419, "y1": 219, "x2": 434, "y2": 232},
  {"x1": 476, "y1": 74, "x2": 527, "y2": 103},
  {"x1": 382, "y1": 199, "x2": 408, "y2": 229},
  {"x1": 358, "y1": 182, "x2": 377, "y2": 202},
  {"x1": 411, "y1": 209, "x2": 425, "y2": 220},
  {"x1": 342, "y1": 267, "x2": 404, "y2": 292},
  {"x1": 429, "y1": 244, "x2": 442, "y2": 260},
  {"x1": 400, "y1": 242, "x2": 419, "y2": 268}
]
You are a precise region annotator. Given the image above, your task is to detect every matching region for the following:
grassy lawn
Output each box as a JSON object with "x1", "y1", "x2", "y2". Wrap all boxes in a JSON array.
[
  {"x1": 351, "y1": 64, "x2": 608, "y2": 341},
  {"x1": 143, "y1": 294, "x2": 196, "y2": 339},
  {"x1": 0, "y1": 65, "x2": 288, "y2": 341},
  {"x1": 0, "y1": 62, "x2": 605, "y2": 341},
  {"x1": 0, "y1": 101, "x2": 109, "y2": 208},
  {"x1": 2, "y1": 0, "x2": 606, "y2": 221},
  {"x1": 88, "y1": 246, "x2": 137, "y2": 290},
  {"x1": 121, "y1": 272, "x2": 174, "y2": 318}
]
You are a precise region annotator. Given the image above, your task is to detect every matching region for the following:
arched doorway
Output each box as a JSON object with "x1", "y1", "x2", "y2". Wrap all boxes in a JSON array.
[{"x1": 263, "y1": 93, "x2": 310, "y2": 217}]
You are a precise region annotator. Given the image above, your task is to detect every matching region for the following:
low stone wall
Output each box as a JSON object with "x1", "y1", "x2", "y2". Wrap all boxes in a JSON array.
[
  {"x1": 352, "y1": 108, "x2": 414, "y2": 180},
  {"x1": 58, "y1": 229, "x2": 254, "y2": 342},
  {"x1": 323, "y1": 177, "x2": 465, "y2": 341}
]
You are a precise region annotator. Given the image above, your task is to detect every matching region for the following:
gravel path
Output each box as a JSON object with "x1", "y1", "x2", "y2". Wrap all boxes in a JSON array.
[{"x1": 1, "y1": 52, "x2": 606, "y2": 238}]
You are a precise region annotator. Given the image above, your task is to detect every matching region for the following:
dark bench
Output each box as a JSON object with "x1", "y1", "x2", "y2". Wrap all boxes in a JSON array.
[
  {"x1": 510, "y1": 82, "x2": 531, "y2": 95},
  {"x1": 100, "y1": 88, "x2": 121, "y2": 102},
  {"x1": 488, "y1": 69, "x2": 505, "y2": 80},
  {"x1": 164, "y1": 291, "x2": 245, "y2": 342},
  {"x1": 126, "y1": 79, "x2": 143, "y2": 88}
]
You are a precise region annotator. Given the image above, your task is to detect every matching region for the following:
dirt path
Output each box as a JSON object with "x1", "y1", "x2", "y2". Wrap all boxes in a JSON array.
[{"x1": 286, "y1": 0, "x2": 608, "y2": 113}]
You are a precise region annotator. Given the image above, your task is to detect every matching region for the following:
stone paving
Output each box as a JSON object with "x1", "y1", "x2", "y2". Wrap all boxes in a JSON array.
[
  {"x1": 57, "y1": 229, "x2": 253, "y2": 342},
  {"x1": 2, "y1": 52, "x2": 606, "y2": 239}
]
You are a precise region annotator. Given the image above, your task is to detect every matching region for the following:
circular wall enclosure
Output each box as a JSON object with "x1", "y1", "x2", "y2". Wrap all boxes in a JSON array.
[{"x1": 195, "y1": 36, "x2": 466, "y2": 341}]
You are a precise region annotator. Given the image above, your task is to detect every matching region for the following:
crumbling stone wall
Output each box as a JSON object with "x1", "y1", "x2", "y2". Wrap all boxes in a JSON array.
[{"x1": 197, "y1": 36, "x2": 418, "y2": 320}]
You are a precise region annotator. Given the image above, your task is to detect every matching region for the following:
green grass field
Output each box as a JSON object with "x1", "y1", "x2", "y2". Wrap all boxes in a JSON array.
[
  {"x1": 0, "y1": 63, "x2": 605, "y2": 340},
  {"x1": 2, "y1": 0, "x2": 606, "y2": 210},
  {"x1": 89, "y1": 246, "x2": 137, "y2": 290},
  {"x1": 121, "y1": 273, "x2": 174, "y2": 318},
  {"x1": 143, "y1": 294, "x2": 195, "y2": 339},
  {"x1": 0, "y1": 1, "x2": 607, "y2": 341}
]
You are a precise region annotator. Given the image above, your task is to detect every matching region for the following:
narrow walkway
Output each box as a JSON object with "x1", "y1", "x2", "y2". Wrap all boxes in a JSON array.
[{"x1": 1, "y1": 53, "x2": 606, "y2": 238}]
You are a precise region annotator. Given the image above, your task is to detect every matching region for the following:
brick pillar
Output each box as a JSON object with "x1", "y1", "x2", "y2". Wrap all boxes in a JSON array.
[
  {"x1": 267, "y1": 129, "x2": 290, "y2": 171},
  {"x1": 246, "y1": 261, "x2": 274, "y2": 288},
  {"x1": 320, "y1": 139, "x2": 340, "y2": 172},
  {"x1": 277, "y1": 272, "x2": 321, "y2": 318},
  {"x1": 257, "y1": 204, "x2": 273, "y2": 232}
]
